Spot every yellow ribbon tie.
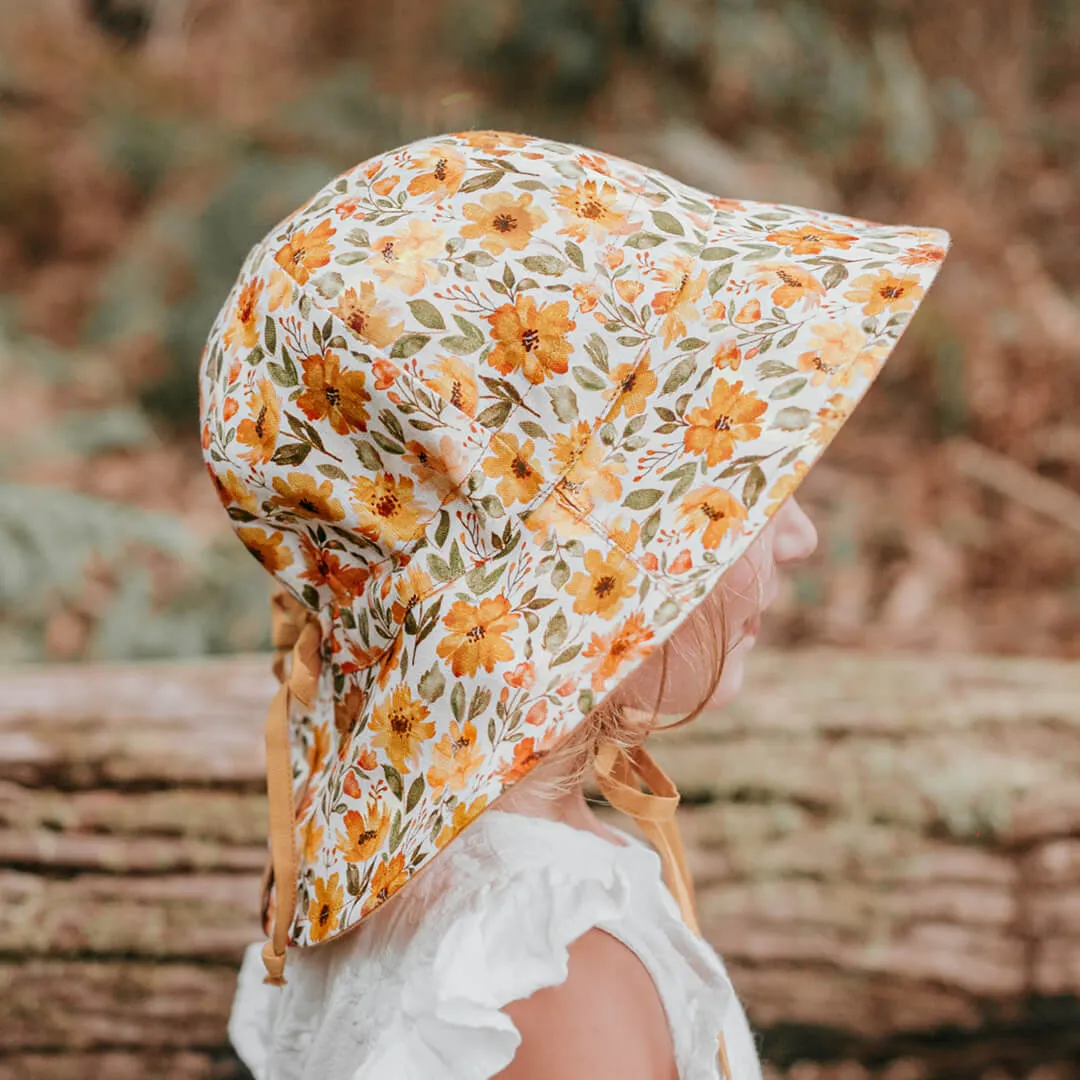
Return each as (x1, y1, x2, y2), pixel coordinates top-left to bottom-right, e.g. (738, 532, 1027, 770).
(593, 739, 733, 1080)
(260, 588, 322, 987)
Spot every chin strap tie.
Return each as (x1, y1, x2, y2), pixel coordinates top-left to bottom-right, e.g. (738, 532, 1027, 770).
(260, 588, 323, 987)
(593, 738, 733, 1080)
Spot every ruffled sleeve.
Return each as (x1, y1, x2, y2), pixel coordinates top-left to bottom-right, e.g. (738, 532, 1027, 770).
(350, 832, 633, 1080)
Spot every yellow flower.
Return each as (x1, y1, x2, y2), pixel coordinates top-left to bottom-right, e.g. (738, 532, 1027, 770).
(552, 422, 625, 504)
(844, 269, 924, 316)
(350, 472, 423, 546)
(361, 853, 410, 916)
(210, 466, 258, 514)
(274, 218, 336, 286)
(566, 547, 637, 619)
(796, 322, 867, 389)
(650, 257, 707, 347)
(753, 263, 825, 310)
(553, 179, 632, 243)
(236, 526, 294, 573)
(300, 812, 324, 865)
(271, 472, 346, 521)
(481, 434, 543, 506)
(223, 277, 263, 350)
(235, 377, 280, 464)
(267, 268, 293, 311)
(582, 611, 654, 691)
(426, 718, 485, 796)
(331, 283, 404, 349)
(460, 190, 548, 254)
(369, 684, 435, 773)
(297, 350, 370, 435)
(810, 393, 854, 447)
(765, 461, 810, 517)
(436, 595, 519, 677)
(676, 486, 748, 549)
(765, 223, 857, 254)
(435, 795, 489, 849)
(390, 564, 435, 625)
(308, 873, 344, 942)
(406, 145, 466, 200)
(683, 379, 767, 466)
(335, 799, 392, 863)
(486, 294, 575, 385)
(371, 219, 445, 296)
(603, 357, 657, 419)
(423, 354, 478, 417)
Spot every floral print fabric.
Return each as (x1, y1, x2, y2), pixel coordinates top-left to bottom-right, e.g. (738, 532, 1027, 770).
(199, 130, 949, 948)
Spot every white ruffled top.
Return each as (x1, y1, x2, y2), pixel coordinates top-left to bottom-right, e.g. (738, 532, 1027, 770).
(229, 808, 764, 1079)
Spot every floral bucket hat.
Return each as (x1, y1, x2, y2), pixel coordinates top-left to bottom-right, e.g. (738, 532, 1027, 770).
(198, 131, 950, 998)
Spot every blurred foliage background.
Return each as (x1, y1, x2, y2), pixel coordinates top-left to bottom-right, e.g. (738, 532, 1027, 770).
(1, 0, 1078, 666)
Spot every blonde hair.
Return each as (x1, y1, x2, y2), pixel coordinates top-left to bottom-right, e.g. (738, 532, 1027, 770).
(514, 590, 731, 801)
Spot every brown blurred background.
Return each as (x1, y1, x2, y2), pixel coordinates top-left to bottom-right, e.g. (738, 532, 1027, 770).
(1, 1, 1079, 1078)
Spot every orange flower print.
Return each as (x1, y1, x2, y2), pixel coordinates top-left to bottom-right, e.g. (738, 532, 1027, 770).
(615, 278, 644, 305)
(371, 219, 445, 296)
(436, 595, 519, 677)
(361, 853, 410, 916)
(453, 130, 532, 155)
(753, 264, 825, 310)
(368, 684, 435, 773)
(209, 466, 257, 514)
(372, 175, 398, 196)
(499, 736, 545, 783)
(335, 799, 391, 862)
(297, 350, 371, 435)
(298, 535, 369, 602)
(733, 298, 761, 324)
(683, 379, 767, 466)
(899, 243, 947, 267)
(604, 356, 657, 419)
(607, 517, 640, 557)
(423, 354, 478, 417)
(844, 270, 924, 317)
(765, 223, 858, 254)
(390, 564, 434, 625)
(566, 547, 637, 619)
(435, 795, 489, 849)
(796, 323, 866, 388)
(350, 472, 423, 546)
(274, 218, 336, 286)
(223, 277, 263, 350)
(582, 611, 655, 691)
(676, 486, 748, 549)
(504, 660, 535, 689)
(553, 423, 625, 503)
(267, 268, 293, 311)
(356, 748, 378, 771)
(765, 461, 810, 517)
(223, 396, 239, 421)
(331, 283, 404, 349)
(401, 433, 470, 495)
(521, 489, 592, 543)
(335, 687, 366, 739)
(481, 434, 543, 505)
(573, 283, 601, 313)
(372, 357, 401, 391)
(553, 179, 632, 243)
(300, 812, 324, 865)
(460, 190, 548, 254)
(426, 718, 484, 796)
(342, 771, 362, 799)
(712, 341, 741, 371)
(271, 472, 346, 521)
(306, 723, 330, 782)
(235, 377, 280, 464)
(406, 145, 466, 200)
(308, 873, 344, 942)
(236, 526, 294, 573)
(651, 257, 707, 347)
(486, 294, 575, 385)
(810, 393, 854, 447)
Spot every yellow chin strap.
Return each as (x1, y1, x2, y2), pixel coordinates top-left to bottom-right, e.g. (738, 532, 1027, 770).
(593, 737, 733, 1080)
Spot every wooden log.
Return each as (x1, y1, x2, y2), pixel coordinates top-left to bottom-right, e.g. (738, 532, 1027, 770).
(1, 648, 1079, 1078)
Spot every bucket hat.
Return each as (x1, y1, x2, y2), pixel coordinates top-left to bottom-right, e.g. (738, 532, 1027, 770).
(198, 131, 949, 1006)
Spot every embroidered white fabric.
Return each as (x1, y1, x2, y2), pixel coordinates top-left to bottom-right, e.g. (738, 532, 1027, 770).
(228, 809, 764, 1080)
